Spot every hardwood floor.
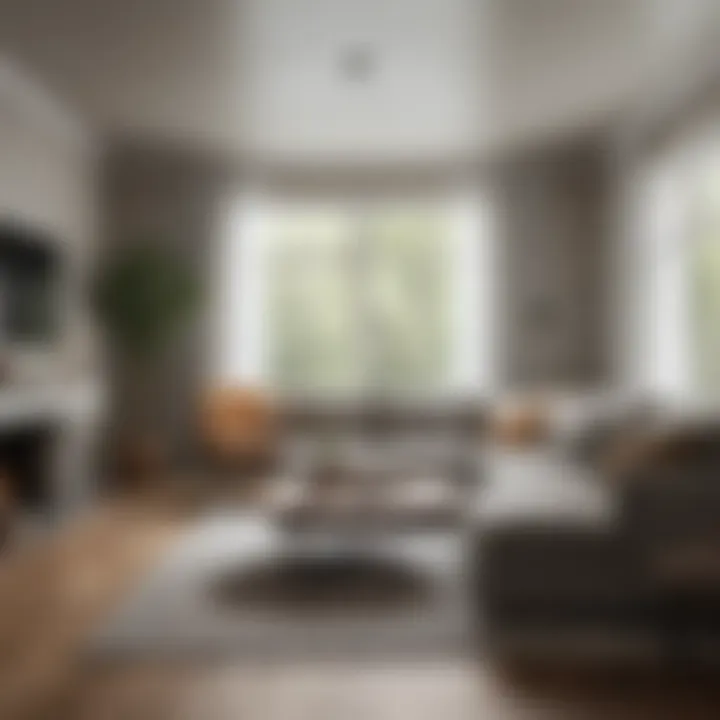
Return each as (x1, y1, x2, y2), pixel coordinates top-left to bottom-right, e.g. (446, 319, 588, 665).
(1, 495, 720, 720)
(0, 497, 181, 720)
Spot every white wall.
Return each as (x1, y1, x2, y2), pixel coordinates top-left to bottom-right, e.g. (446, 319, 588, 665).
(0, 57, 102, 514)
(0, 56, 97, 375)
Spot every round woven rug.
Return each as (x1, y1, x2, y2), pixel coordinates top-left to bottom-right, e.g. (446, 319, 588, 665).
(211, 555, 433, 617)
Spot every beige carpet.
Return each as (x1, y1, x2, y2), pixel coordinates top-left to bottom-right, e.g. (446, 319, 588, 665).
(92, 511, 471, 661)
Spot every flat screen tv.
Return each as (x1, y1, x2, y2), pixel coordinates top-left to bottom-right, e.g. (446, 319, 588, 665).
(0, 220, 60, 344)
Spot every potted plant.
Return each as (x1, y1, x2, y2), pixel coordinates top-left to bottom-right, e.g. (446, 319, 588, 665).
(93, 242, 201, 482)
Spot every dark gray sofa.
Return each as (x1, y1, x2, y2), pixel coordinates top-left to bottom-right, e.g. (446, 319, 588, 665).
(473, 446, 657, 660)
(473, 420, 720, 663)
(473, 406, 720, 661)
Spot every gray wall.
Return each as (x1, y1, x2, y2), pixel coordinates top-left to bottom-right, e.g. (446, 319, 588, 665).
(493, 140, 611, 388)
(102, 140, 228, 467)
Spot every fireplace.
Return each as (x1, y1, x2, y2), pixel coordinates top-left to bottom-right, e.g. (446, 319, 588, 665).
(0, 220, 60, 345)
(0, 424, 57, 514)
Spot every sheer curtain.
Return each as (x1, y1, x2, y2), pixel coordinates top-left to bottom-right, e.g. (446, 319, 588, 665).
(209, 187, 495, 397)
(448, 191, 495, 392)
(631, 128, 720, 401)
(635, 152, 692, 398)
(211, 189, 271, 385)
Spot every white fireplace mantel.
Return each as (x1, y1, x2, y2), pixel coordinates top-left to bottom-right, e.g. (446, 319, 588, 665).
(0, 381, 99, 427)
(0, 380, 103, 520)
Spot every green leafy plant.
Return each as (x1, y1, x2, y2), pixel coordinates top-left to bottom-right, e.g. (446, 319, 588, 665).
(92, 243, 202, 475)
(93, 244, 200, 358)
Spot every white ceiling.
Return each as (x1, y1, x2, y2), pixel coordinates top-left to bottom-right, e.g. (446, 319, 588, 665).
(0, 0, 716, 163)
(242, 0, 479, 163)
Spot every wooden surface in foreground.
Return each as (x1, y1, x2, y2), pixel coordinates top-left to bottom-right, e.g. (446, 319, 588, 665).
(0, 488, 720, 719)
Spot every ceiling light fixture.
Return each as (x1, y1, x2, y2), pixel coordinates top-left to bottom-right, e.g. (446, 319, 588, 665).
(340, 44, 376, 82)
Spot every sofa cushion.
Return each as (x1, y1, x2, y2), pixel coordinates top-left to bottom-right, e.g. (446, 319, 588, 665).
(476, 448, 617, 530)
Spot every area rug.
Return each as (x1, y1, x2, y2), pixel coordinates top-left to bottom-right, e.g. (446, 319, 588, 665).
(91, 511, 471, 661)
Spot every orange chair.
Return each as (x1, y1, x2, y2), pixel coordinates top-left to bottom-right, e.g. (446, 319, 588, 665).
(201, 387, 277, 476)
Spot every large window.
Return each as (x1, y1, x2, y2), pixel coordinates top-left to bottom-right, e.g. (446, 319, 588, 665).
(213, 193, 492, 397)
(634, 133, 720, 399)
(689, 160, 720, 391)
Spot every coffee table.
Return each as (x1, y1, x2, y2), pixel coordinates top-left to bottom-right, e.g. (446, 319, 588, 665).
(258, 455, 469, 619)
(264, 468, 464, 562)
